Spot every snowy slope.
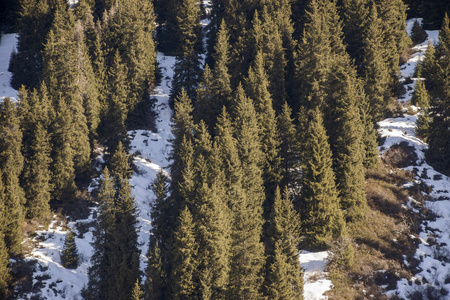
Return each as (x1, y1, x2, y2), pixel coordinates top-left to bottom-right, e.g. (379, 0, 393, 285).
(0, 33, 18, 101)
(10, 53, 176, 299)
(380, 20, 450, 299)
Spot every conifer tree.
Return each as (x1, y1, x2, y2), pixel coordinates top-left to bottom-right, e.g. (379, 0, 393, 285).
(111, 178, 140, 300)
(86, 167, 115, 300)
(49, 96, 77, 204)
(426, 14, 450, 174)
(265, 187, 303, 299)
(109, 142, 133, 183)
(300, 108, 346, 247)
(61, 230, 79, 269)
(170, 0, 202, 101)
(101, 51, 129, 154)
(228, 86, 266, 300)
(0, 98, 25, 256)
(0, 175, 11, 298)
(421, 42, 439, 98)
(22, 123, 52, 220)
(171, 206, 198, 300)
(361, 2, 390, 121)
(360, 96, 379, 168)
(278, 102, 302, 195)
(131, 280, 144, 300)
(325, 57, 367, 222)
(411, 19, 428, 45)
(99, 0, 156, 129)
(245, 51, 282, 198)
(414, 79, 432, 138)
(9, 0, 52, 89)
(145, 238, 166, 300)
(295, 0, 332, 111)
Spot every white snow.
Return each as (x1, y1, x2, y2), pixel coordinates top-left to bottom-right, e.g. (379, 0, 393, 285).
(299, 251, 333, 300)
(0, 33, 18, 102)
(380, 19, 450, 299)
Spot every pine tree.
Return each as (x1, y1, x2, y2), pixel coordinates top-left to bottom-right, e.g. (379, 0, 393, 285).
(61, 230, 79, 269)
(0, 98, 25, 256)
(265, 187, 303, 299)
(411, 19, 428, 44)
(171, 206, 198, 300)
(109, 142, 133, 183)
(300, 108, 346, 247)
(360, 96, 379, 168)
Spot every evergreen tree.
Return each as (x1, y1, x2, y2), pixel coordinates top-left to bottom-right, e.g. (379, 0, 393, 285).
(145, 238, 165, 300)
(131, 279, 144, 300)
(265, 187, 303, 299)
(0, 98, 25, 256)
(411, 19, 428, 45)
(9, 0, 52, 89)
(245, 51, 282, 198)
(49, 96, 77, 204)
(325, 57, 367, 222)
(278, 102, 302, 196)
(360, 96, 379, 168)
(426, 14, 450, 175)
(300, 108, 346, 247)
(101, 51, 129, 154)
(171, 206, 198, 300)
(22, 123, 52, 220)
(361, 2, 390, 121)
(228, 86, 265, 300)
(61, 230, 79, 269)
(0, 175, 11, 299)
(111, 178, 140, 300)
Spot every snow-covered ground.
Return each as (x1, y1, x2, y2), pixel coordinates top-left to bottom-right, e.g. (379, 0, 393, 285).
(0, 33, 18, 101)
(380, 19, 450, 299)
(300, 251, 332, 300)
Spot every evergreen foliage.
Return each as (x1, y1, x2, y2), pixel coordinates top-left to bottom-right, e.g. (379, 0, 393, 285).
(300, 108, 346, 247)
(0, 176, 11, 299)
(0, 98, 25, 256)
(265, 187, 303, 299)
(411, 19, 428, 45)
(61, 230, 79, 269)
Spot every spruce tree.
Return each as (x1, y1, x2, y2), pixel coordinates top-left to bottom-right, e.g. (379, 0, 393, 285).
(278, 102, 302, 196)
(9, 0, 52, 89)
(171, 206, 198, 300)
(61, 230, 79, 269)
(325, 57, 367, 222)
(0, 175, 11, 299)
(86, 167, 116, 300)
(228, 86, 265, 300)
(414, 80, 432, 139)
(145, 238, 165, 300)
(300, 108, 346, 247)
(111, 178, 140, 300)
(49, 96, 77, 204)
(0, 98, 25, 256)
(131, 280, 144, 300)
(265, 187, 303, 299)
(361, 2, 390, 121)
(101, 51, 129, 154)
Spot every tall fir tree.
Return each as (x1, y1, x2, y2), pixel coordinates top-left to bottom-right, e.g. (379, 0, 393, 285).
(0, 173, 11, 299)
(85, 167, 116, 300)
(265, 187, 303, 299)
(145, 238, 166, 300)
(61, 230, 79, 269)
(228, 85, 266, 300)
(170, 206, 198, 300)
(0, 98, 25, 256)
(300, 108, 346, 247)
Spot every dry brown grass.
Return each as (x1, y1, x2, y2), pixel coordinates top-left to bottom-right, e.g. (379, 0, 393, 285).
(325, 163, 420, 299)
